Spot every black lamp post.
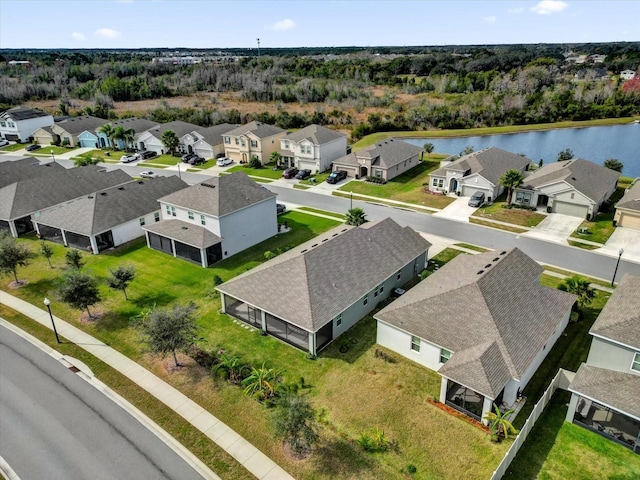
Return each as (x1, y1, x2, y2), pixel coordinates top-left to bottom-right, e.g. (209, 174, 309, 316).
(51, 149, 56, 164)
(611, 248, 624, 287)
(350, 191, 353, 210)
(43, 297, 61, 343)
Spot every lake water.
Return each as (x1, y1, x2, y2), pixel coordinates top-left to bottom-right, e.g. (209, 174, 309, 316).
(403, 123, 640, 177)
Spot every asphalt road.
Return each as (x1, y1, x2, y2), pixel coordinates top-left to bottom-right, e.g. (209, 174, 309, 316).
(0, 324, 206, 480)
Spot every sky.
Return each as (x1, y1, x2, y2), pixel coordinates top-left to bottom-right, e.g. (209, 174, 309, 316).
(0, 0, 638, 50)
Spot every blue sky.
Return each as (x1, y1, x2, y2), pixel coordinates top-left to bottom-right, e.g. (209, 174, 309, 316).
(1, 0, 638, 49)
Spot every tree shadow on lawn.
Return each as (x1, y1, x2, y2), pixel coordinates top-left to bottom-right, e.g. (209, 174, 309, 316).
(131, 291, 177, 309)
(310, 437, 375, 477)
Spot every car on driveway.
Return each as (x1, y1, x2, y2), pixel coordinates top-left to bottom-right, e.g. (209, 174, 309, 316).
(138, 150, 157, 160)
(295, 169, 312, 180)
(216, 157, 233, 167)
(468, 191, 486, 207)
(120, 154, 139, 163)
(26, 144, 41, 151)
(283, 168, 299, 179)
(0, 139, 9, 147)
(139, 171, 157, 178)
(181, 153, 196, 163)
(326, 170, 348, 184)
(188, 156, 205, 165)
(276, 203, 286, 215)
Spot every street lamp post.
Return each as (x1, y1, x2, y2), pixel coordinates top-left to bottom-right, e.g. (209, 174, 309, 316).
(43, 297, 61, 343)
(350, 191, 353, 210)
(51, 149, 56, 164)
(611, 248, 624, 287)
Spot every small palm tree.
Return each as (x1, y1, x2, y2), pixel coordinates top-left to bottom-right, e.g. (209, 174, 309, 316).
(161, 130, 179, 156)
(500, 169, 524, 205)
(122, 127, 136, 149)
(346, 207, 368, 226)
(242, 363, 284, 401)
(483, 403, 517, 440)
(270, 151, 282, 167)
(99, 123, 115, 149)
(212, 354, 246, 384)
(558, 275, 595, 311)
(423, 142, 434, 159)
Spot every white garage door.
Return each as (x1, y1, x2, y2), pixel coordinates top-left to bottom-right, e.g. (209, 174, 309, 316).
(553, 201, 588, 218)
(619, 212, 640, 230)
(195, 147, 213, 159)
(461, 186, 489, 198)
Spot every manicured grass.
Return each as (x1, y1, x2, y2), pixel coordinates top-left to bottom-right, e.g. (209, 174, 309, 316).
(2, 212, 509, 480)
(141, 154, 180, 166)
(426, 248, 468, 273)
(297, 206, 347, 220)
(0, 142, 28, 152)
(190, 159, 217, 169)
(506, 390, 640, 479)
(81, 149, 127, 161)
(136, 163, 169, 169)
(469, 217, 528, 234)
(0, 306, 250, 480)
(299, 172, 330, 185)
(472, 195, 546, 228)
(30, 145, 78, 155)
(293, 184, 311, 190)
(336, 161, 457, 209)
(454, 243, 490, 252)
(570, 186, 625, 245)
(567, 240, 600, 251)
(227, 163, 285, 179)
(540, 265, 611, 288)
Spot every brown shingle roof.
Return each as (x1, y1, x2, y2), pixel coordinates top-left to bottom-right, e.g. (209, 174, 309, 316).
(590, 274, 640, 349)
(430, 147, 531, 184)
(55, 115, 107, 135)
(334, 139, 422, 170)
(282, 124, 346, 145)
(223, 121, 286, 139)
(143, 219, 221, 249)
(0, 158, 65, 189)
(616, 180, 640, 213)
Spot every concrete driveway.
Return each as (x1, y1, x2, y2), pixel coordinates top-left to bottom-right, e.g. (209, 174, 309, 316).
(522, 213, 583, 244)
(596, 228, 640, 263)
(433, 195, 479, 222)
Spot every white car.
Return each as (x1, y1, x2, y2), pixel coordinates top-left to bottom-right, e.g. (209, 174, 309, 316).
(120, 154, 139, 163)
(0, 139, 9, 147)
(139, 171, 157, 178)
(216, 157, 233, 167)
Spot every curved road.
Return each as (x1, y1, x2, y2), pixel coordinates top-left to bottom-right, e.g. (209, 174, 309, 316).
(0, 324, 207, 480)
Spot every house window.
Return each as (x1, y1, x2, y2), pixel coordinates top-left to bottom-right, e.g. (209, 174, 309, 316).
(200, 215, 206, 225)
(139, 217, 146, 226)
(284, 140, 289, 148)
(169, 206, 176, 217)
(515, 191, 532, 204)
(250, 140, 258, 148)
(188, 211, 194, 220)
(375, 169, 383, 178)
(632, 352, 640, 372)
(165, 205, 171, 215)
(374, 282, 384, 297)
(7, 121, 15, 128)
(396, 269, 402, 280)
(571, 192, 575, 199)
(440, 349, 452, 363)
(224, 136, 230, 144)
(362, 294, 368, 306)
(432, 178, 444, 188)
(241, 139, 246, 147)
(335, 313, 342, 326)
(0, 122, 5, 127)
(154, 212, 160, 222)
(411, 336, 420, 352)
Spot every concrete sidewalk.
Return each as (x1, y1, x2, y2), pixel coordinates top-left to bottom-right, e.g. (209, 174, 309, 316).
(0, 291, 294, 480)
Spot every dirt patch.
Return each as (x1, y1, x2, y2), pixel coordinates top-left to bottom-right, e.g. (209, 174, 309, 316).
(160, 352, 199, 375)
(282, 441, 312, 461)
(7, 279, 29, 289)
(79, 310, 104, 324)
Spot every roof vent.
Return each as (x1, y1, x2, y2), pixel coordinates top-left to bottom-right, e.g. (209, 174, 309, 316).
(301, 249, 308, 253)
(181, 226, 188, 230)
(88, 195, 94, 199)
(477, 270, 484, 275)
(332, 233, 338, 237)
(485, 264, 492, 269)
(312, 244, 318, 248)
(118, 187, 125, 190)
(100, 192, 107, 196)
(201, 183, 216, 189)
(138, 181, 144, 184)
(500, 251, 507, 255)
(322, 238, 328, 242)
(493, 257, 499, 261)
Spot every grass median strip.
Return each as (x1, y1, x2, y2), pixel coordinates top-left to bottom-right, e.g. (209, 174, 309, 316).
(469, 217, 528, 234)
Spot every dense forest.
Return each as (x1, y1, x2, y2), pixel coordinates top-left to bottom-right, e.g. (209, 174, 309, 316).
(1, 42, 639, 140)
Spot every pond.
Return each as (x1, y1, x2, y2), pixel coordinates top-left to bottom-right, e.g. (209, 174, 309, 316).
(403, 123, 640, 177)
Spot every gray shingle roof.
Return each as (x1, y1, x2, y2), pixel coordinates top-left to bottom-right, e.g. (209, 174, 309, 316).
(55, 115, 108, 135)
(522, 158, 620, 203)
(105, 118, 158, 135)
(194, 123, 238, 146)
(144, 120, 203, 139)
(217, 218, 430, 332)
(143, 219, 221, 249)
(282, 124, 346, 145)
(334, 139, 422, 170)
(32, 176, 187, 235)
(375, 248, 576, 399)
(590, 274, 640, 349)
(0, 158, 65, 189)
(0, 166, 132, 221)
(570, 363, 640, 420)
(430, 147, 531, 185)
(158, 172, 276, 217)
(1, 106, 50, 121)
(616, 180, 640, 213)
(223, 121, 286, 139)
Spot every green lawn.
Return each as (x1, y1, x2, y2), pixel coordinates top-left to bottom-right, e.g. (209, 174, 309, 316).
(0, 142, 28, 152)
(227, 163, 285, 179)
(568, 240, 600, 251)
(469, 217, 528, 234)
(30, 145, 78, 155)
(336, 161, 457, 209)
(472, 194, 547, 228)
(570, 186, 626, 245)
(2, 211, 510, 480)
(453, 243, 490, 253)
(299, 171, 330, 185)
(297, 206, 347, 220)
(138, 154, 180, 166)
(76, 149, 126, 162)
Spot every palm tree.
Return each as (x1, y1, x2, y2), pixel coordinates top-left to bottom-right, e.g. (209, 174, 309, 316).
(346, 207, 367, 226)
(270, 151, 282, 168)
(558, 275, 595, 311)
(111, 125, 126, 150)
(499, 169, 524, 205)
(242, 363, 284, 401)
(122, 127, 136, 149)
(161, 130, 179, 156)
(212, 354, 246, 384)
(423, 142, 434, 160)
(483, 403, 517, 440)
(98, 123, 115, 150)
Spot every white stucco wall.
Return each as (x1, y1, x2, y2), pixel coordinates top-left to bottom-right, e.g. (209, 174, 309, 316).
(297, 137, 347, 173)
(587, 336, 640, 374)
(376, 321, 448, 371)
(460, 174, 497, 199)
(110, 215, 154, 246)
(0, 114, 54, 142)
(218, 198, 278, 258)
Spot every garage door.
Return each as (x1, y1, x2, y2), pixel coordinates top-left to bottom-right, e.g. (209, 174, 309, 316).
(619, 212, 640, 230)
(195, 147, 213, 159)
(553, 201, 588, 218)
(461, 186, 489, 198)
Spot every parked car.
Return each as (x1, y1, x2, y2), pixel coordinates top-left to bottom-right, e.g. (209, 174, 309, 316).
(139, 150, 157, 160)
(26, 144, 41, 151)
(188, 156, 205, 165)
(276, 203, 287, 215)
(216, 157, 233, 167)
(468, 191, 486, 207)
(295, 169, 312, 180)
(0, 139, 9, 147)
(139, 171, 157, 178)
(283, 168, 299, 179)
(181, 153, 196, 163)
(326, 170, 348, 184)
(120, 154, 139, 163)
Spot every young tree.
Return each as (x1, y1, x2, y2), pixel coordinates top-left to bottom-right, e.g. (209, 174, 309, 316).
(423, 142, 434, 159)
(107, 265, 135, 300)
(556, 148, 574, 162)
(346, 207, 368, 226)
(269, 151, 282, 167)
(0, 233, 36, 285)
(483, 403, 517, 441)
(212, 354, 247, 384)
(40, 241, 54, 268)
(66, 249, 85, 270)
(58, 271, 101, 318)
(603, 158, 624, 173)
(249, 155, 262, 169)
(74, 152, 100, 167)
(272, 395, 319, 456)
(499, 169, 524, 205)
(558, 275, 595, 311)
(460, 146, 474, 156)
(242, 363, 284, 401)
(139, 303, 199, 367)
(161, 129, 179, 156)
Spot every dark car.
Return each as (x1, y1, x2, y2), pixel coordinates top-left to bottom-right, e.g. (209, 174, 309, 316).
(276, 203, 286, 215)
(282, 168, 299, 179)
(26, 144, 42, 151)
(181, 153, 196, 163)
(139, 150, 157, 160)
(326, 170, 348, 184)
(468, 191, 486, 207)
(295, 169, 312, 180)
(188, 156, 205, 165)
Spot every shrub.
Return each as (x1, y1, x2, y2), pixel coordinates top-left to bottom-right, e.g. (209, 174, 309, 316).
(357, 427, 391, 453)
(365, 176, 386, 184)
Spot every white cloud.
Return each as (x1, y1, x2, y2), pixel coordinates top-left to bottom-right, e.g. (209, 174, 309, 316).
(94, 28, 121, 40)
(508, 7, 524, 14)
(483, 15, 497, 23)
(71, 32, 86, 42)
(531, 0, 568, 15)
(271, 18, 296, 31)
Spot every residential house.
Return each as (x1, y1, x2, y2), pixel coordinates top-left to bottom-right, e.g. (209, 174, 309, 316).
(331, 138, 423, 181)
(143, 172, 277, 268)
(33, 115, 107, 147)
(620, 70, 637, 80)
(222, 121, 287, 165)
(0, 158, 65, 190)
(32, 176, 187, 254)
(375, 248, 576, 424)
(279, 124, 348, 172)
(614, 179, 640, 229)
(0, 106, 54, 142)
(574, 68, 609, 81)
(428, 147, 531, 200)
(91, 118, 158, 149)
(0, 165, 131, 237)
(217, 218, 430, 356)
(512, 158, 620, 219)
(137, 120, 202, 155)
(181, 123, 237, 159)
(565, 274, 640, 453)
